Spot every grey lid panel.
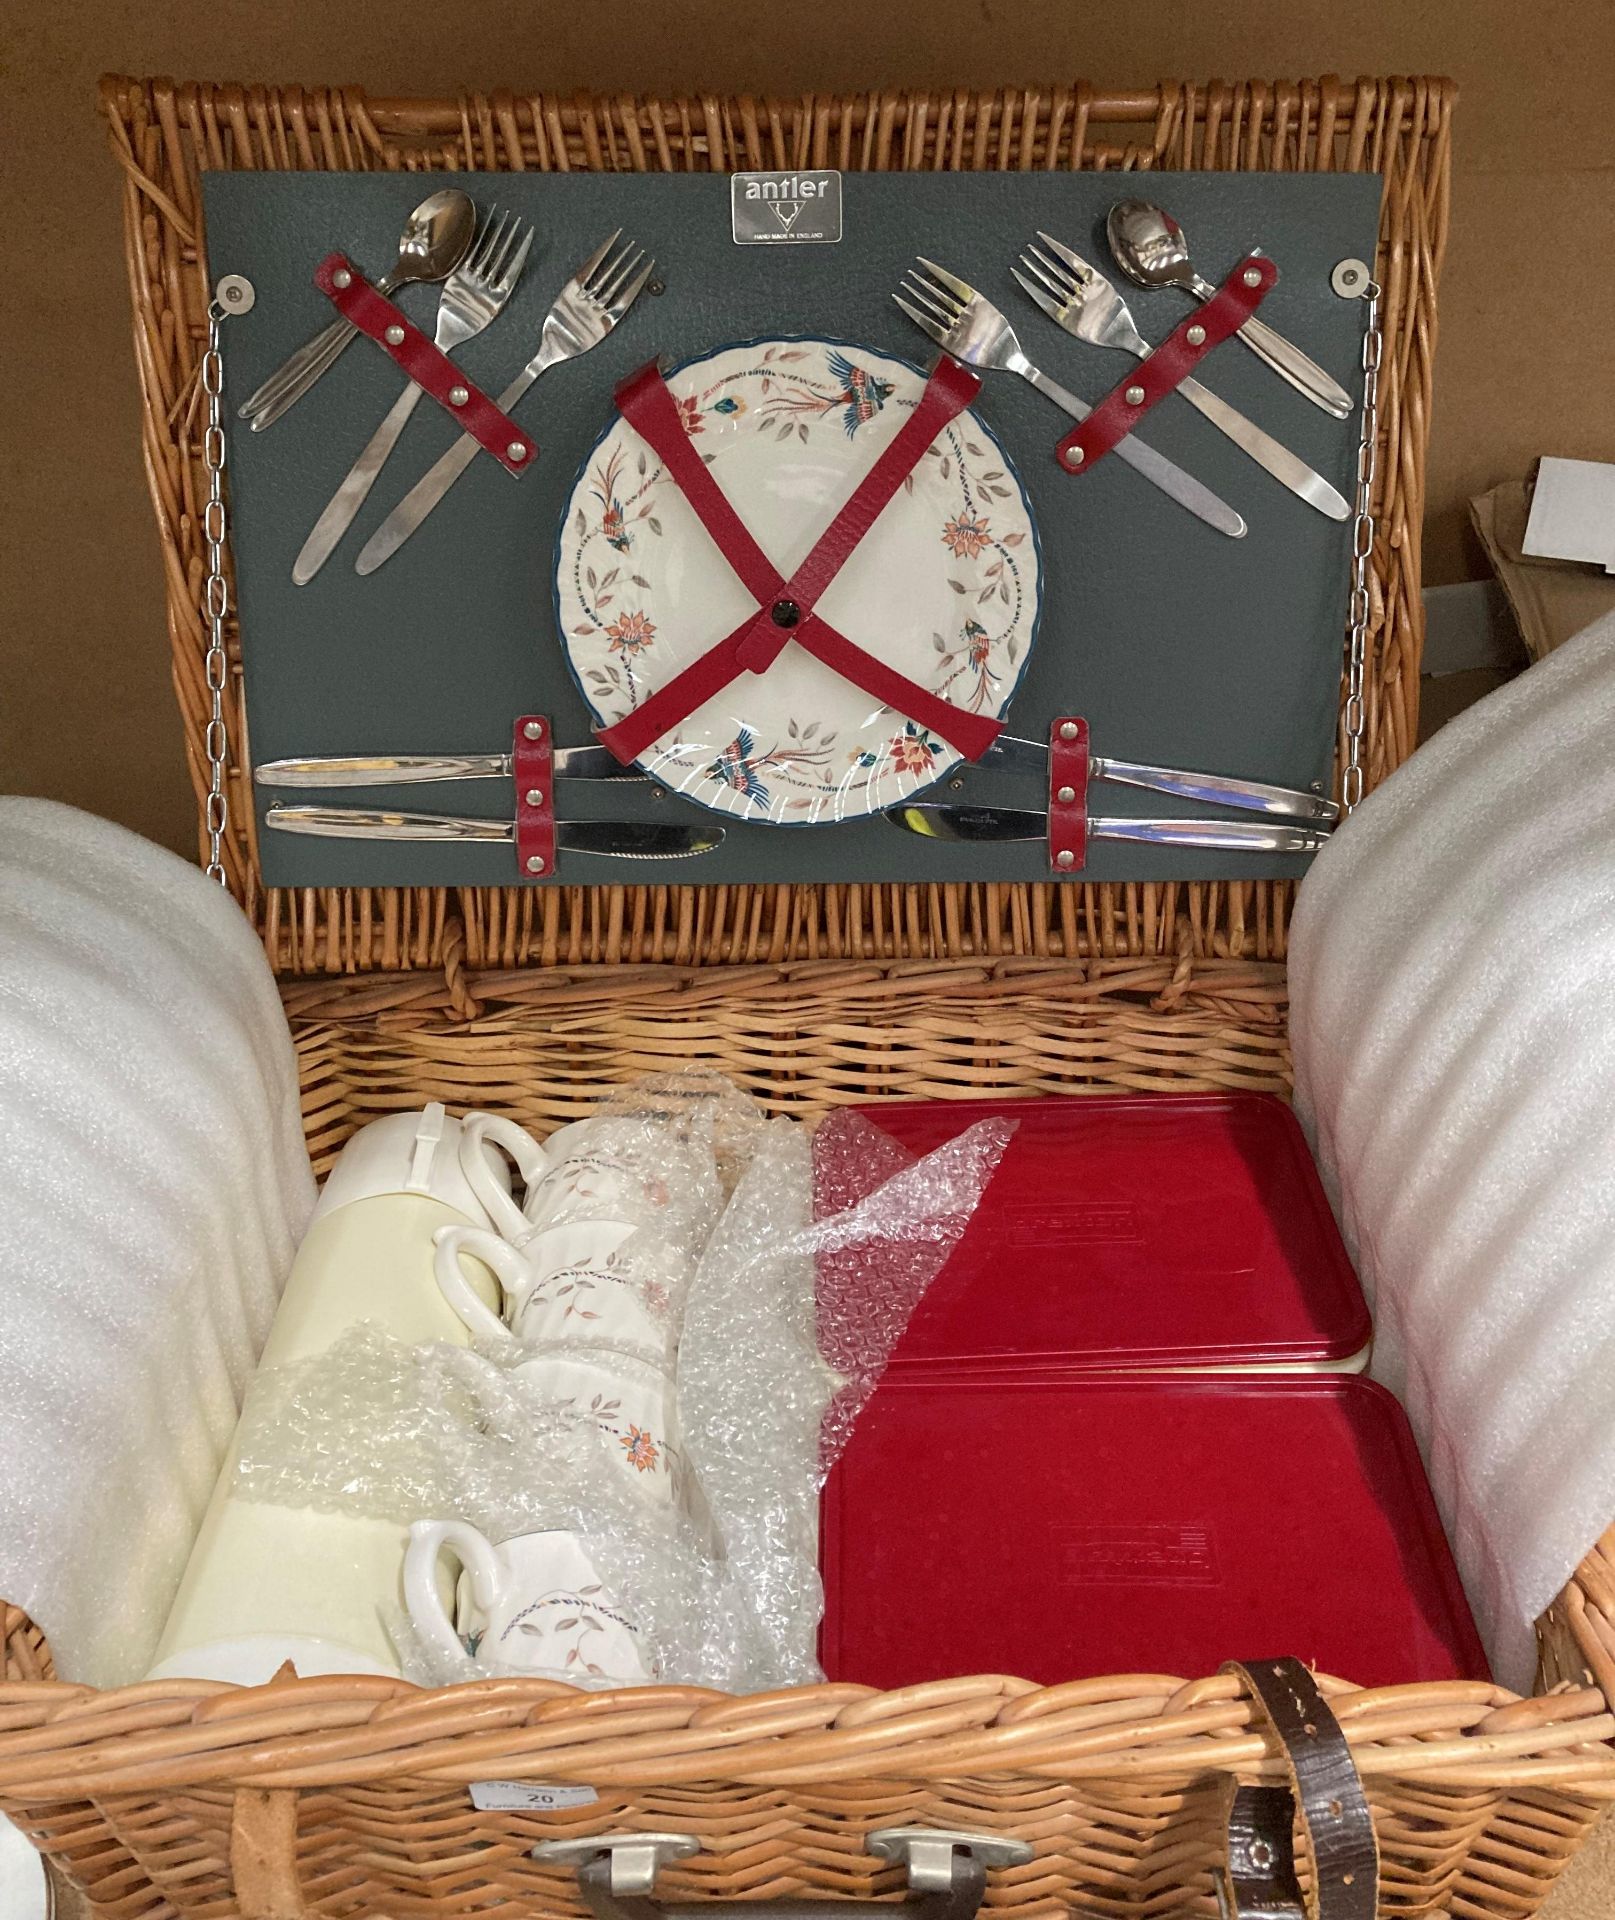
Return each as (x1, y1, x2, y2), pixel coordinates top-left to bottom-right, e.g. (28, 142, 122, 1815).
(203, 167, 1380, 888)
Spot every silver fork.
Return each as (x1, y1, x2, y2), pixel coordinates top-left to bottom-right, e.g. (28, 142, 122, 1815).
(1014, 234, 1349, 522)
(292, 211, 534, 584)
(356, 231, 655, 575)
(895, 259, 1245, 539)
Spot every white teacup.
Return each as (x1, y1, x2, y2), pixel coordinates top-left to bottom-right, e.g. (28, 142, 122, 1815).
(404, 1521, 654, 1682)
(459, 1112, 679, 1229)
(514, 1347, 686, 1512)
(529, 1118, 694, 1232)
(459, 1109, 721, 1253)
(514, 1224, 689, 1366)
(436, 1219, 688, 1369)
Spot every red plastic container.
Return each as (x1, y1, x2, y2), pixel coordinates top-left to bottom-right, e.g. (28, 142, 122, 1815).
(820, 1373, 1490, 1688)
(867, 1093, 1370, 1373)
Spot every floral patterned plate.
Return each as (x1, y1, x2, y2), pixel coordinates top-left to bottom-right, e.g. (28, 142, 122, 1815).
(554, 337, 1042, 825)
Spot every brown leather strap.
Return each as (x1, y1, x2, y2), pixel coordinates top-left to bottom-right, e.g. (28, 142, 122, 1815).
(1218, 1659, 1378, 1920)
(1221, 1784, 1307, 1919)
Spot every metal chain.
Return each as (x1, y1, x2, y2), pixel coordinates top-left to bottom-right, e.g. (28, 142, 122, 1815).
(200, 298, 233, 884)
(1340, 281, 1382, 814)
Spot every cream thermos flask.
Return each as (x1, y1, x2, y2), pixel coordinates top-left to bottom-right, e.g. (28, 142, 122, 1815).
(147, 1105, 504, 1684)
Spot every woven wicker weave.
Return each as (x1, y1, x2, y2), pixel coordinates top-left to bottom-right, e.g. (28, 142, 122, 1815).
(0, 70, 1608, 1920)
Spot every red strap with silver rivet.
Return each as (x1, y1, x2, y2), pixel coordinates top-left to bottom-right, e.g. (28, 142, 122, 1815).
(313, 254, 535, 476)
(512, 715, 556, 880)
(1048, 715, 1090, 874)
(1056, 254, 1277, 473)
(595, 356, 1003, 767)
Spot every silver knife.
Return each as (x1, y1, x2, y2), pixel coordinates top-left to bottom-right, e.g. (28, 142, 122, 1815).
(973, 739, 1337, 820)
(1076, 753, 1338, 821)
(888, 803, 1330, 855)
(1024, 365, 1247, 538)
(255, 740, 1336, 823)
(266, 804, 722, 860)
(256, 746, 638, 786)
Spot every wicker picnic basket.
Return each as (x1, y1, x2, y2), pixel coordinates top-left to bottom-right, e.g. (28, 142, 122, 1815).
(1, 71, 1612, 1920)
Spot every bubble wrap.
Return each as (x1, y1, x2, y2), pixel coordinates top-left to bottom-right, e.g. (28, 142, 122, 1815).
(676, 1107, 1016, 1686)
(234, 1324, 751, 1687)
(235, 1079, 1011, 1691)
(464, 1070, 757, 1257)
(0, 800, 315, 1684)
(1290, 611, 1615, 1690)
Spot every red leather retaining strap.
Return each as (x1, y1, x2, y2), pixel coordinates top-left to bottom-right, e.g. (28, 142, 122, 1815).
(314, 254, 535, 477)
(596, 356, 1003, 767)
(1056, 254, 1277, 474)
(512, 715, 556, 880)
(1047, 715, 1090, 874)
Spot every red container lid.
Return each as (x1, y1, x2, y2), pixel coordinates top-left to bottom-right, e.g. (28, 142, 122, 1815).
(820, 1373, 1490, 1688)
(865, 1093, 1370, 1371)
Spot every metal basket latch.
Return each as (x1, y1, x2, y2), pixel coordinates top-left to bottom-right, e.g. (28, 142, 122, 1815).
(533, 1826, 1034, 1920)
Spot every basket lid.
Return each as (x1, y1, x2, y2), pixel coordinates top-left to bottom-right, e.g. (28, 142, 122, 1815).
(819, 1373, 1490, 1688)
(862, 1093, 1370, 1371)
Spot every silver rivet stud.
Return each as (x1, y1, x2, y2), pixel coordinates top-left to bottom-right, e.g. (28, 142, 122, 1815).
(384, 323, 405, 346)
(449, 385, 470, 407)
(524, 788, 545, 808)
(1056, 784, 1077, 805)
(525, 854, 546, 874)
(332, 268, 352, 290)
(523, 720, 545, 740)
(1055, 848, 1076, 869)
(1125, 384, 1146, 406)
(1065, 446, 1084, 467)
(1058, 721, 1080, 742)
(1186, 324, 1207, 347)
(1242, 267, 1262, 289)
(508, 441, 529, 462)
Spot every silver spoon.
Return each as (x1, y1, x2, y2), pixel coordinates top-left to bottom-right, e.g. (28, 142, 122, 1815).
(1106, 199, 1353, 419)
(240, 188, 478, 430)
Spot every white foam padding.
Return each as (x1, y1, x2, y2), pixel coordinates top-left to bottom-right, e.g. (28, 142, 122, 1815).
(1291, 612, 1615, 1690)
(0, 800, 315, 1684)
